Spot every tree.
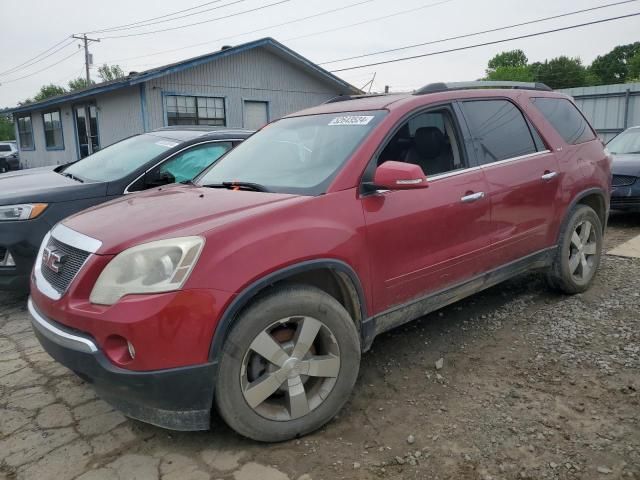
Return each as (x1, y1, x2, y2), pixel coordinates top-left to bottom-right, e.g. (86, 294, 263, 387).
(0, 114, 15, 141)
(68, 77, 95, 91)
(628, 51, 640, 82)
(33, 84, 66, 102)
(590, 42, 640, 84)
(97, 64, 125, 82)
(531, 56, 586, 89)
(487, 49, 528, 70)
(485, 66, 534, 82)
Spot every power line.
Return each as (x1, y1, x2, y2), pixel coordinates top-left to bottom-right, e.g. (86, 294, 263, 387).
(284, 0, 453, 42)
(0, 38, 75, 77)
(330, 11, 640, 72)
(320, 0, 639, 65)
(100, 0, 292, 39)
(86, 0, 250, 35)
(1, 49, 83, 84)
(100, 0, 376, 63)
(86, 0, 235, 34)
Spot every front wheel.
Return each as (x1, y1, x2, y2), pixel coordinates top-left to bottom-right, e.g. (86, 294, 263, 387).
(215, 285, 361, 442)
(0, 160, 7, 173)
(547, 204, 603, 294)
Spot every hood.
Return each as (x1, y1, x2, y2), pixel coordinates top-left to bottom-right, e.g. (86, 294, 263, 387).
(611, 153, 640, 177)
(62, 184, 304, 254)
(0, 167, 107, 204)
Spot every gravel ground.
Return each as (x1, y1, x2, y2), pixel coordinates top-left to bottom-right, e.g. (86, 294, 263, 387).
(1, 214, 639, 480)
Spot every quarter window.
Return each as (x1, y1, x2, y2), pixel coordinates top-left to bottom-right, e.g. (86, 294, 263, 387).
(531, 97, 595, 145)
(43, 110, 64, 149)
(165, 95, 225, 126)
(461, 100, 537, 165)
(17, 115, 34, 150)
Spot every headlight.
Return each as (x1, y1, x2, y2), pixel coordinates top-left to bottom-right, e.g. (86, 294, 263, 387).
(0, 203, 48, 221)
(89, 236, 205, 305)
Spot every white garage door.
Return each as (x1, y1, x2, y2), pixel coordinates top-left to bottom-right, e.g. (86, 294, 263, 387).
(243, 101, 269, 130)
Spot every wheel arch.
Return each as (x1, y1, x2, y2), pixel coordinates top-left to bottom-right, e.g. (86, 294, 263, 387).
(560, 187, 608, 239)
(208, 259, 367, 363)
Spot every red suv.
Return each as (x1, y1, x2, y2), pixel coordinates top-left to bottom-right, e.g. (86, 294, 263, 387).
(29, 82, 610, 442)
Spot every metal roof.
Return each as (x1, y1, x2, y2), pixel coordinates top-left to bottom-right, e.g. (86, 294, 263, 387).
(5, 37, 360, 115)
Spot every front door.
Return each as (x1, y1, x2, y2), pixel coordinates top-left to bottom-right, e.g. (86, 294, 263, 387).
(74, 104, 100, 158)
(459, 99, 560, 265)
(362, 106, 492, 314)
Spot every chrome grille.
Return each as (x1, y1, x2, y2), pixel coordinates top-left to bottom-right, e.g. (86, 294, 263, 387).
(40, 236, 90, 295)
(612, 174, 637, 187)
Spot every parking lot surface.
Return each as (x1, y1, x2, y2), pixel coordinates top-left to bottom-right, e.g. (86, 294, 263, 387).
(1, 214, 639, 480)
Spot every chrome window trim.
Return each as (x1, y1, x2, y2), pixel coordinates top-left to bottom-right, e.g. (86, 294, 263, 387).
(51, 223, 102, 253)
(428, 150, 551, 182)
(28, 297, 97, 353)
(123, 139, 243, 194)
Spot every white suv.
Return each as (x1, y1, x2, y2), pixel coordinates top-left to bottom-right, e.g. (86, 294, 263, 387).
(0, 141, 20, 172)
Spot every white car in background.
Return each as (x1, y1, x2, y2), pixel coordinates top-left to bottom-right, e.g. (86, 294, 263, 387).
(0, 141, 20, 173)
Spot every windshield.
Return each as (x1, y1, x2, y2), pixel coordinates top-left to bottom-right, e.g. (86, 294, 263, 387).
(197, 111, 386, 195)
(607, 128, 640, 155)
(0, 145, 11, 152)
(63, 134, 180, 182)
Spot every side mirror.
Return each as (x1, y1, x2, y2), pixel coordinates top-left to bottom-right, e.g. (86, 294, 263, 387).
(372, 161, 428, 190)
(146, 170, 175, 187)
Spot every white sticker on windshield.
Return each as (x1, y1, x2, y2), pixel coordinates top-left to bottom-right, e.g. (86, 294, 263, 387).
(155, 140, 179, 148)
(328, 115, 374, 126)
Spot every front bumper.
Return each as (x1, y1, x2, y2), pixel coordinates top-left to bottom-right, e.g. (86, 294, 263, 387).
(28, 297, 216, 431)
(611, 180, 640, 211)
(0, 217, 51, 290)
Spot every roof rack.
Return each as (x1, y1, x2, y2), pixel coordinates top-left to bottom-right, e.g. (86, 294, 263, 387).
(414, 81, 552, 95)
(323, 93, 389, 104)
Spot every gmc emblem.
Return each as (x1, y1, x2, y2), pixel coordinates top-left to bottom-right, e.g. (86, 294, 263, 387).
(42, 248, 66, 273)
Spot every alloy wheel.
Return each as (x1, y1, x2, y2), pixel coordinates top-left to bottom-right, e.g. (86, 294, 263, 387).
(568, 220, 598, 282)
(240, 315, 341, 421)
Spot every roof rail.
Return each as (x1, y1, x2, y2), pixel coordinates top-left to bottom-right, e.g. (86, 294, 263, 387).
(323, 93, 388, 104)
(414, 81, 552, 95)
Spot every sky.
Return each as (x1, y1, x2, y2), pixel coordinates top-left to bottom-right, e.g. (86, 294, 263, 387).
(0, 0, 638, 107)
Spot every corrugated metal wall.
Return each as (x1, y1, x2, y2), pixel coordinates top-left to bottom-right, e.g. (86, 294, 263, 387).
(558, 82, 640, 143)
(144, 47, 341, 130)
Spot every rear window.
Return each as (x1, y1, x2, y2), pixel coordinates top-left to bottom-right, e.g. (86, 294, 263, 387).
(531, 97, 595, 145)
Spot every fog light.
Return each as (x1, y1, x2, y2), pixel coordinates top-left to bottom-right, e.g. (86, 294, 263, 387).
(127, 341, 136, 359)
(0, 251, 15, 267)
(104, 335, 136, 365)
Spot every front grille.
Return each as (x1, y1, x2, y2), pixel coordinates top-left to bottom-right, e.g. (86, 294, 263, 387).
(612, 174, 637, 187)
(611, 197, 640, 207)
(40, 236, 90, 295)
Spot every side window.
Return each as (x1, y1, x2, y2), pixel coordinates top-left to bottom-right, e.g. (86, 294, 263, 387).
(461, 100, 537, 165)
(157, 142, 232, 183)
(531, 97, 595, 145)
(378, 108, 464, 176)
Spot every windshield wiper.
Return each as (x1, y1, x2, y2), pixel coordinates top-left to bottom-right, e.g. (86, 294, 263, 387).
(201, 181, 269, 192)
(60, 172, 84, 183)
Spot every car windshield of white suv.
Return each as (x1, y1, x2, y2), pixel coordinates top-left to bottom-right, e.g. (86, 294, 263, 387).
(0, 145, 11, 152)
(607, 128, 640, 155)
(197, 111, 386, 195)
(62, 134, 179, 182)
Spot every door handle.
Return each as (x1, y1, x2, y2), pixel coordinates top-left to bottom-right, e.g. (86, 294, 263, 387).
(541, 171, 558, 181)
(460, 191, 485, 203)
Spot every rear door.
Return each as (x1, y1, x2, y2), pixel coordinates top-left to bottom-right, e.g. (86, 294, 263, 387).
(459, 98, 560, 266)
(362, 105, 492, 313)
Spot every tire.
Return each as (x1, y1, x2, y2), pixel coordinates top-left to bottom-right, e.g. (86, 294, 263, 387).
(215, 285, 361, 442)
(0, 160, 7, 174)
(547, 204, 603, 294)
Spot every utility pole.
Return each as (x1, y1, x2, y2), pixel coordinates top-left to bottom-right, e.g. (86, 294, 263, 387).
(71, 34, 100, 84)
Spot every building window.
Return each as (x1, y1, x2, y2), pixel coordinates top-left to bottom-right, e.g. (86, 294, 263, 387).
(17, 115, 34, 150)
(43, 110, 64, 150)
(166, 95, 225, 126)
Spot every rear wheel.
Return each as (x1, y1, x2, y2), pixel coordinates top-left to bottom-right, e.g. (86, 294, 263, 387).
(215, 285, 360, 442)
(0, 160, 8, 173)
(547, 204, 603, 294)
